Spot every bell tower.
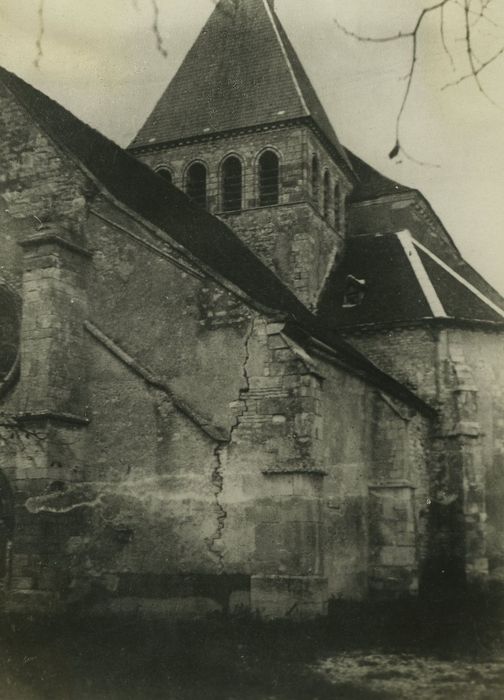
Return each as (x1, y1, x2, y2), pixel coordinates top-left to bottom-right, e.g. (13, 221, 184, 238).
(128, 0, 355, 309)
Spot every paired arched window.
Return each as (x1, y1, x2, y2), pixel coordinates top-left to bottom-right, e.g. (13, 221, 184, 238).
(334, 182, 341, 228)
(323, 170, 331, 220)
(258, 150, 279, 206)
(186, 162, 207, 209)
(222, 156, 242, 212)
(311, 155, 320, 204)
(156, 167, 173, 184)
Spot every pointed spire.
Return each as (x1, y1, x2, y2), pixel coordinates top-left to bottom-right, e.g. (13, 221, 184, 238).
(130, 0, 351, 169)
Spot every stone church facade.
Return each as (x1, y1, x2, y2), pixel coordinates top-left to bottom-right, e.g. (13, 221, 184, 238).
(0, 0, 503, 618)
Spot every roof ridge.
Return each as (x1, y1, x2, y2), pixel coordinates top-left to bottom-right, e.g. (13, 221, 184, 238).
(412, 237, 504, 319)
(262, 0, 309, 116)
(396, 231, 447, 319)
(129, 0, 351, 171)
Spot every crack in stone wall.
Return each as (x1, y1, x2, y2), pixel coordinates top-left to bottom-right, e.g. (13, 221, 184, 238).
(205, 316, 255, 571)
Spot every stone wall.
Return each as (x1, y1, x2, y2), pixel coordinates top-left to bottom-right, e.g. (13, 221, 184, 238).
(1, 188, 432, 617)
(223, 203, 343, 310)
(0, 80, 92, 239)
(0, 85, 435, 618)
(313, 360, 429, 600)
(346, 323, 504, 590)
(0, 78, 96, 614)
(133, 125, 351, 308)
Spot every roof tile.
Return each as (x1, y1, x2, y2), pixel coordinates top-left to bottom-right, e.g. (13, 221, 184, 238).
(129, 0, 351, 168)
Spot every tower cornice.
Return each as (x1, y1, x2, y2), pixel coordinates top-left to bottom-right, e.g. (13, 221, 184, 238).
(128, 117, 356, 183)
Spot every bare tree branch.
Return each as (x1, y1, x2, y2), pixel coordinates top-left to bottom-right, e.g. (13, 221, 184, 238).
(151, 0, 168, 58)
(463, 0, 500, 29)
(335, 0, 502, 163)
(463, 0, 500, 106)
(440, 4, 457, 70)
(335, 1, 450, 164)
(443, 41, 504, 89)
(33, 0, 45, 68)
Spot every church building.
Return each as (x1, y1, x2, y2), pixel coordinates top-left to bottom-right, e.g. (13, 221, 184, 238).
(0, 0, 503, 618)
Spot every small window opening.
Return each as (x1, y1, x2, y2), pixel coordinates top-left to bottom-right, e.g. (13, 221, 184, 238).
(334, 182, 341, 228)
(311, 155, 319, 205)
(258, 150, 279, 206)
(343, 274, 366, 308)
(156, 167, 173, 184)
(186, 162, 207, 209)
(222, 156, 242, 212)
(323, 170, 330, 220)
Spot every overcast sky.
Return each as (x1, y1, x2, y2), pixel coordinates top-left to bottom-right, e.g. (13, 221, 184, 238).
(1, 0, 503, 293)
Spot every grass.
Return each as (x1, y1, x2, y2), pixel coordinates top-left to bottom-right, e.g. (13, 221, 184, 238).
(0, 593, 502, 699)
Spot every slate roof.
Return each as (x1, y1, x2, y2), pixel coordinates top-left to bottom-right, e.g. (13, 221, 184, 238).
(0, 66, 433, 415)
(346, 149, 413, 203)
(318, 231, 504, 328)
(129, 0, 351, 169)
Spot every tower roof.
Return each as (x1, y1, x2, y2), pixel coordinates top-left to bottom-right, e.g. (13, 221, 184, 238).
(129, 0, 351, 169)
(317, 231, 504, 329)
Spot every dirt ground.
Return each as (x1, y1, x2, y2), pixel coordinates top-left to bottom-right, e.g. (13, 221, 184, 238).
(1, 598, 503, 699)
(314, 652, 504, 699)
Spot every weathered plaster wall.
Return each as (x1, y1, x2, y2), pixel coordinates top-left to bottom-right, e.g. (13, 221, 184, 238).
(0, 80, 93, 240)
(0, 78, 98, 613)
(447, 329, 504, 580)
(0, 185, 434, 617)
(0, 82, 436, 617)
(313, 360, 429, 600)
(86, 201, 252, 431)
(346, 324, 504, 588)
(345, 327, 439, 403)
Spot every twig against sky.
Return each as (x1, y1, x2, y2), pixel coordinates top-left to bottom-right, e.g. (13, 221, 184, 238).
(28, 0, 504, 162)
(440, 5, 456, 70)
(32, 0, 170, 67)
(33, 0, 45, 68)
(334, 0, 504, 164)
(151, 0, 168, 58)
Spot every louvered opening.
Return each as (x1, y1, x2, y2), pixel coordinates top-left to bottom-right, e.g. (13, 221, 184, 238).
(186, 162, 207, 209)
(258, 150, 279, 206)
(311, 155, 319, 205)
(222, 156, 242, 212)
(156, 167, 173, 184)
(323, 170, 330, 220)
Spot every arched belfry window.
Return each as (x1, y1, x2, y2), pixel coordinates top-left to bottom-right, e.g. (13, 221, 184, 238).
(222, 156, 242, 212)
(186, 162, 207, 209)
(156, 167, 173, 184)
(334, 182, 341, 228)
(258, 150, 279, 206)
(323, 170, 330, 220)
(311, 155, 320, 205)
